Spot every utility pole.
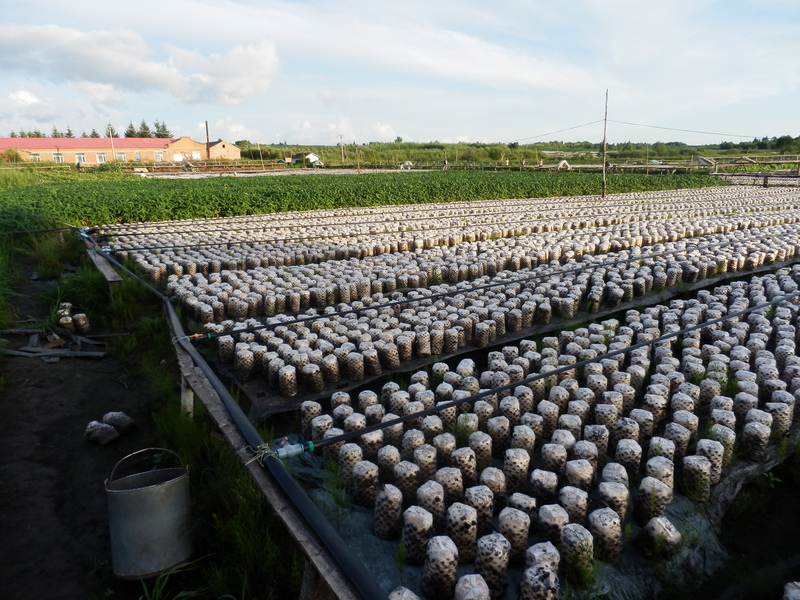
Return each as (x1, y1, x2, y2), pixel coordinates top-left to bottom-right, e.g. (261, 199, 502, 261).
(205, 120, 211, 160)
(602, 89, 608, 199)
(108, 124, 116, 161)
(339, 134, 344, 163)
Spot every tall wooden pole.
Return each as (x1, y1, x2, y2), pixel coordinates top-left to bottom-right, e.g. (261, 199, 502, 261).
(602, 89, 608, 198)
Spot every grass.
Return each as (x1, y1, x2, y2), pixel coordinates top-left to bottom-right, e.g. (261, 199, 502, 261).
(394, 537, 407, 586)
(319, 459, 348, 529)
(681, 469, 709, 503)
(7, 229, 305, 600)
(19, 230, 86, 279)
(563, 553, 600, 593)
(137, 560, 208, 600)
(0, 237, 17, 331)
(116, 293, 304, 599)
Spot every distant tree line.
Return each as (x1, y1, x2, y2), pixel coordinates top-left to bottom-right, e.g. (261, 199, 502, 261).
(233, 133, 799, 167)
(8, 119, 173, 139)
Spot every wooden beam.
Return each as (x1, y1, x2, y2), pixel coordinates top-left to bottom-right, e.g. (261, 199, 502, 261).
(86, 249, 123, 283)
(83, 238, 123, 284)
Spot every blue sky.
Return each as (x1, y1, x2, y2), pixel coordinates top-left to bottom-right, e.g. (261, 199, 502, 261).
(1, 0, 798, 146)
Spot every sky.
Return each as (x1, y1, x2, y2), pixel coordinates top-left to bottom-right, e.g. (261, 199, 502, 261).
(1, 0, 799, 147)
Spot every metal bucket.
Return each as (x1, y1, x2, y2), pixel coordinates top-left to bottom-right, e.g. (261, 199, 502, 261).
(105, 448, 192, 579)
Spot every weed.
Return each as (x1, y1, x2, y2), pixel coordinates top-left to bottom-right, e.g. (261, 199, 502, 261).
(394, 537, 407, 585)
(643, 531, 667, 561)
(137, 559, 207, 600)
(20, 231, 84, 280)
(679, 519, 701, 548)
(723, 376, 740, 398)
(564, 553, 599, 591)
(682, 470, 708, 502)
(675, 281, 693, 300)
(648, 486, 658, 518)
(320, 460, 348, 528)
(452, 414, 474, 449)
(651, 440, 664, 458)
(761, 471, 781, 489)
(623, 522, 634, 544)
(0, 237, 19, 329)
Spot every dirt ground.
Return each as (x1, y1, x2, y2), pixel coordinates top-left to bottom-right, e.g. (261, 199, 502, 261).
(0, 271, 157, 600)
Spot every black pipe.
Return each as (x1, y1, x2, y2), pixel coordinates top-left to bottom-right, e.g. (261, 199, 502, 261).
(164, 299, 388, 600)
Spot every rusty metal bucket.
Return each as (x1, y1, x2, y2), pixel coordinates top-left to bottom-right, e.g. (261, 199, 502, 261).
(105, 448, 192, 579)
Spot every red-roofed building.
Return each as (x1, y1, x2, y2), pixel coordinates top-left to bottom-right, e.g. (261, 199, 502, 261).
(0, 136, 223, 166)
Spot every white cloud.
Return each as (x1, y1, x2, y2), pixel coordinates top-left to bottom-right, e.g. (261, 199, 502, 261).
(71, 82, 116, 104)
(195, 117, 257, 143)
(0, 25, 279, 105)
(165, 40, 280, 104)
(9, 90, 39, 105)
(371, 122, 397, 142)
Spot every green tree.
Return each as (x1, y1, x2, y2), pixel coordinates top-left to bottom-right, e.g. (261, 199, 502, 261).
(775, 135, 796, 153)
(51, 126, 63, 138)
(89, 129, 101, 138)
(9, 131, 17, 138)
(153, 120, 173, 138)
(652, 142, 668, 156)
(105, 123, 118, 138)
(65, 126, 74, 138)
(124, 121, 137, 138)
(487, 145, 504, 160)
(137, 119, 152, 138)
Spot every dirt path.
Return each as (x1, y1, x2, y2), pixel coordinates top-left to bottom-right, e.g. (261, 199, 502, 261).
(0, 272, 157, 600)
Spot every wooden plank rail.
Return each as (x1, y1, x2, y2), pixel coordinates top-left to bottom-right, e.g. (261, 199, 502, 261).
(84, 245, 123, 284)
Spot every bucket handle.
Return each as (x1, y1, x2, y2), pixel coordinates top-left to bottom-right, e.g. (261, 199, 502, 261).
(108, 447, 185, 484)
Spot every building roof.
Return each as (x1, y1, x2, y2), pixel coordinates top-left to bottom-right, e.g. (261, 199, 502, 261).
(0, 137, 185, 151)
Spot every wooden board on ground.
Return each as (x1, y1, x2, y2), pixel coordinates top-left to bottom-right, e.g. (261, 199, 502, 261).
(84, 241, 123, 284)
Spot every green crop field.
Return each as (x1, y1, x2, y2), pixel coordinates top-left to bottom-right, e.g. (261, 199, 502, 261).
(0, 170, 727, 232)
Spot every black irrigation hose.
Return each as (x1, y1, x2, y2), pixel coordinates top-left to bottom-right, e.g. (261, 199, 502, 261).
(165, 299, 387, 600)
(194, 223, 797, 341)
(310, 286, 800, 450)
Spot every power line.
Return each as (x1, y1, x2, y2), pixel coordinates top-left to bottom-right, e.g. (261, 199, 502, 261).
(511, 117, 761, 146)
(607, 119, 758, 140)
(509, 119, 604, 143)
